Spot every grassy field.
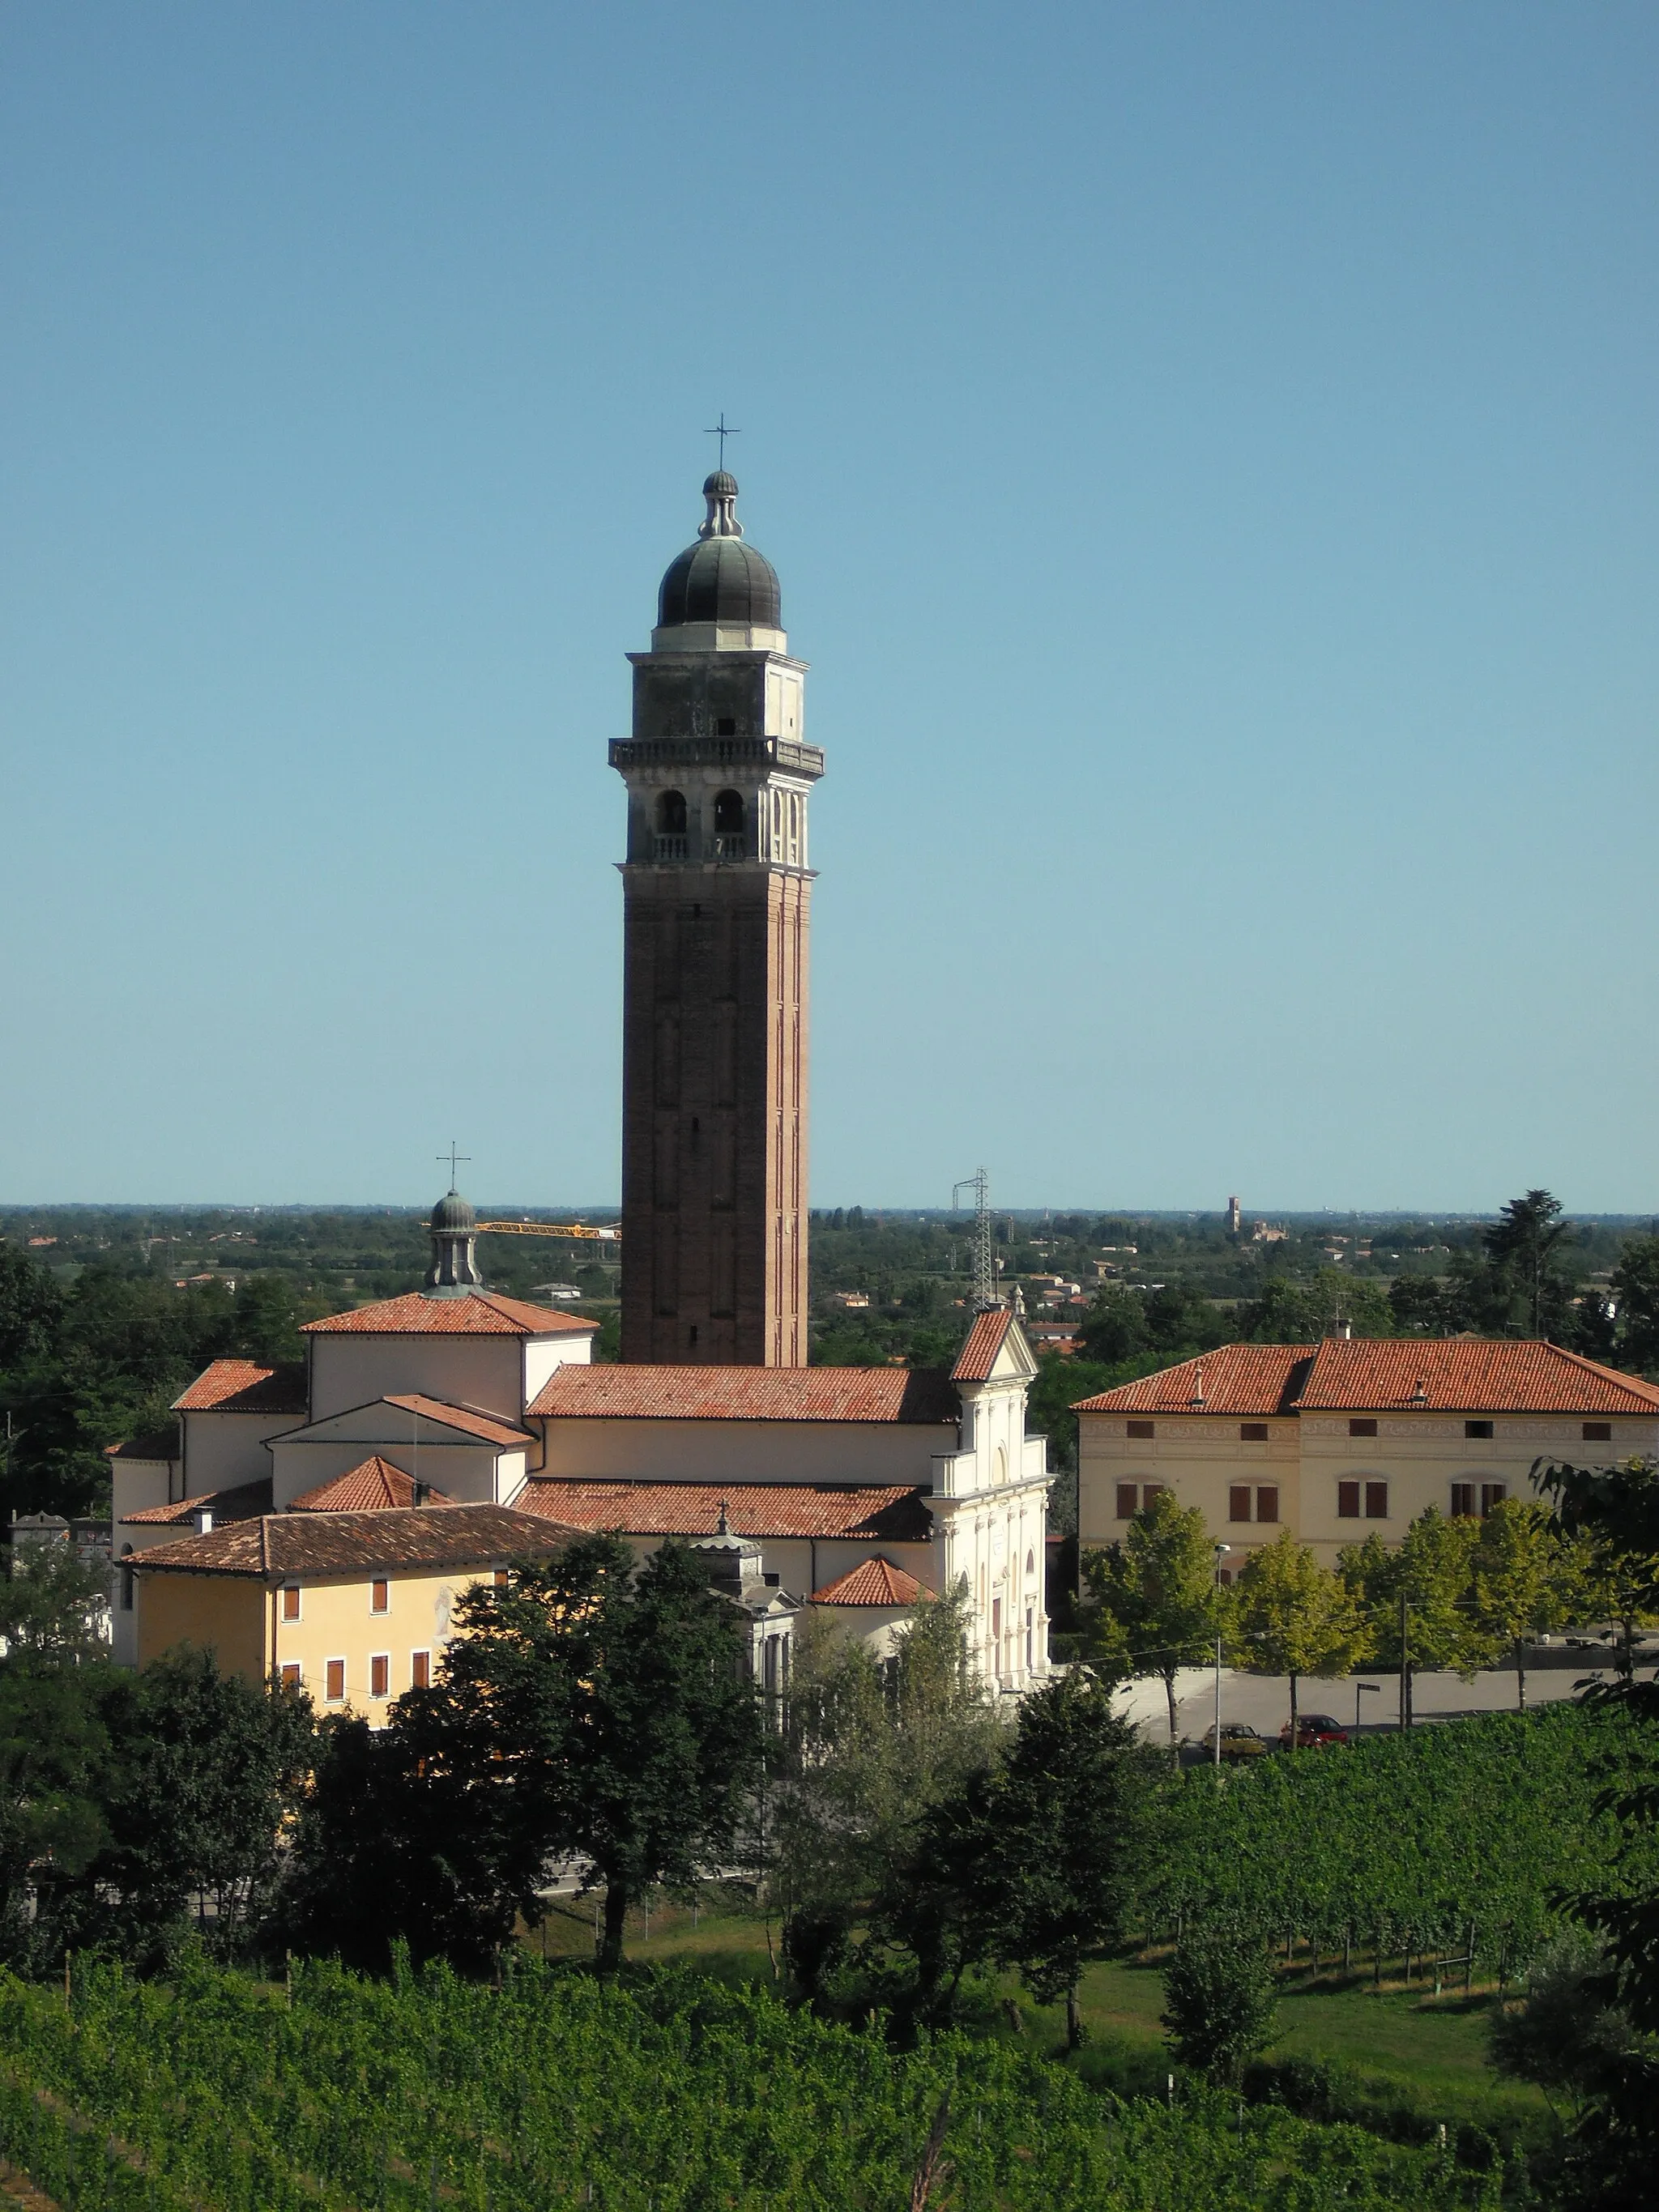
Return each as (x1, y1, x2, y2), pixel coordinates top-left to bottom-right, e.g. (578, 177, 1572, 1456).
(526, 1886, 1550, 2151)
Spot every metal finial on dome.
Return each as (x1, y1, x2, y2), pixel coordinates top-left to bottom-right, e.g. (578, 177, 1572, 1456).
(698, 472, 744, 541)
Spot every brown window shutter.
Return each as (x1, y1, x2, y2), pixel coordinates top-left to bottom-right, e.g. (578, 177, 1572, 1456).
(411, 1650, 430, 1690)
(1481, 1482, 1507, 1515)
(1256, 1486, 1279, 1524)
(1450, 1483, 1475, 1519)
(1240, 1422, 1268, 1442)
(1349, 1418, 1378, 1438)
(370, 1579, 389, 1615)
(1141, 1482, 1166, 1506)
(1115, 1483, 1139, 1520)
(325, 1660, 344, 1703)
(1337, 1481, 1361, 1519)
(370, 1655, 389, 1698)
(1228, 1485, 1252, 1523)
(281, 1585, 301, 1622)
(1583, 1421, 1612, 1442)
(1364, 1481, 1389, 1519)
(1127, 1419, 1155, 1440)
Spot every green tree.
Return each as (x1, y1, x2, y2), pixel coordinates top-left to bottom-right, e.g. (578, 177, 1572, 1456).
(74, 1648, 314, 1964)
(0, 1241, 62, 1369)
(1339, 1511, 1486, 1724)
(1611, 1237, 1659, 1378)
(1077, 1285, 1149, 1365)
(0, 1564, 111, 1969)
(1389, 1274, 1465, 1336)
(1489, 1929, 1638, 2127)
(1084, 1490, 1226, 1749)
(771, 1583, 1002, 2001)
(1161, 1930, 1279, 2083)
(1469, 1498, 1581, 1711)
(1247, 1269, 1391, 1343)
(1485, 1188, 1576, 1336)
(1231, 1530, 1364, 1746)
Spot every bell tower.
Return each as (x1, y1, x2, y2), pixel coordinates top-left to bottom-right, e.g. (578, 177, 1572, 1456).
(612, 473, 822, 1364)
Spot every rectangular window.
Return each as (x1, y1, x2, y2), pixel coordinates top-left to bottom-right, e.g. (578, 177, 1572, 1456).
(369, 1654, 390, 1698)
(1141, 1482, 1166, 1507)
(1256, 1485, 1279, 1524)
(1465, 1420, 1494, 1439)
(1127, 1419, 1155, 1440)
(1228, 1485, 1252, 1523)
(493, 1567, 510, 1590)
(992, 1597, 1002, 1640)
(280, 1585, 301, 1622)
(1349, 1418, 1378, 1438)
(1240, 1422, 1268, 1442)
(325, 1659, 345, 1703)
(1337, 1481, 1361, 1519)
(279, 1662, 301, 1690)
(1115, 1483, 1139, 1520)
(1584, 1422, 1612, 1443)
(1482, 1482, 1508, 1516)
(119, 1562, 134, 1612)
(370, 1579, 389, 1615)
(411, 1650, 431, 1690)
(1364, 1481, 1389, 1520)
(1451, 1482, 1476, 1519)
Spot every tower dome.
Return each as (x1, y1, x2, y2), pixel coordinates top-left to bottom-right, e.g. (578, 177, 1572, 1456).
(425, 1185, 481, 1296)
(656, 473, 782, 634)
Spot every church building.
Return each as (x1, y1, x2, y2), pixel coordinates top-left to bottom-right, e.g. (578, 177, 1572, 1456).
(111, 472, 1055, 1711)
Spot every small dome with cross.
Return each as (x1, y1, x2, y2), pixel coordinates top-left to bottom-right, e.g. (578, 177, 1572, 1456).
(657, 473, 782, 635)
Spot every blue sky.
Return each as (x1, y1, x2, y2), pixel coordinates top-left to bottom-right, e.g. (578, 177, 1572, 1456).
(2, 3, 1654, 1212)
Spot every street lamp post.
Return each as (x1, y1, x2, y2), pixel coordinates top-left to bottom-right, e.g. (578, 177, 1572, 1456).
(1213, 1543, 1231, 1768)
(1354, 1679, 1381, 1735)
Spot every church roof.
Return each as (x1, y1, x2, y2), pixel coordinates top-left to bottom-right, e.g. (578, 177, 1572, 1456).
(952, 1307, 1017, 1383)
(302, 1291, 597, 1339)
(1071, 1339, 1659, 1418)
(121, 1480, 273, 1527)
(658, 533, 782, 631)
(105, 1430, 181, 1463)
(513, 1481, 936, 1542)
(810, 1557, 931, 1607)
(288, 1458, 451, 1512)
(173, 1360, 309, 1413)
(382, 1395, 532, 1446)
(525, 1365, 957, 1424)
(130, 1502, 577, 1579)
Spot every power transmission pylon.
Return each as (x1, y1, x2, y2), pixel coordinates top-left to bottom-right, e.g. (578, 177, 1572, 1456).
(952, 1168, 1000, 1311)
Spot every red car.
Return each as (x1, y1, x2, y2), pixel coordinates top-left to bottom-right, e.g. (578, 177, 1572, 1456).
(1278, 1713, 1350, 1750)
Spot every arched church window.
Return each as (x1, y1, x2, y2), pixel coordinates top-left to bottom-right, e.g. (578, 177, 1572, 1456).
(713, 788, 746, 859)
(654, 790, 688, 859)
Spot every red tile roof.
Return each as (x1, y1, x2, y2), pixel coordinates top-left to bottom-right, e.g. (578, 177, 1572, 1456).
(173, 1360, 309, 1414)
(382, 1395, 531, 1446)
(952, 1308, 1016, 1383)
(1073, 1339, 1659, 1418)
(526, 1365, 958, 1424)
(130, 1502, 578, 1579)
(122, 1481, 273, 1527)
(1297, 1338, 1659, 1414)
(513, 1481, 936, 1541)
(105, 1430, 181, 1463)
(1073, 1346, 1315, 1417)
(302, 1292, 597, 1338)
(289, 1458, 452, 1512)
(811, 1556, 932, 1606)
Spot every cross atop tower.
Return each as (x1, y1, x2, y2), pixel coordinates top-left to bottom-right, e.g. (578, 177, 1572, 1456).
(437, 1142, 471, 1192)
(703, 413, 740, 470)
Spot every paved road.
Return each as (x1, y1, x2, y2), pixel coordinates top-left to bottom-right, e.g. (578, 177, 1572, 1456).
(1107, 1648, 1651, 1748)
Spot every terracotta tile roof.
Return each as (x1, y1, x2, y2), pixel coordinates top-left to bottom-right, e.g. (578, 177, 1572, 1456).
(380, 1395, 531, 1446)
(288, 1458, 453, 1512)
(303, 1292, 597, 1338)
(1073, 1339, 1659, 1419)
(811, 1556, 932, 1606)
(526, 1365, 959, 1424)
(122, 1481, 273, 1528)
(953, 1308, 1013, 1383)
(1073, 1345, 1316, 1417)
(1297, 1338, 1659, 1414)
(105, 1430, 181, 1462)
(514, 1480, 936, 1541)
(130, 1502, 578, 1579)
(173, 1360, 309, 1414)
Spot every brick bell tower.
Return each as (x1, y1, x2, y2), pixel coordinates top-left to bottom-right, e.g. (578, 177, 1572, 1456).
(612, 471, 822, 1365)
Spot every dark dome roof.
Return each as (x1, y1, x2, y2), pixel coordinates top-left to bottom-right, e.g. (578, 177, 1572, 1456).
(658, 535, 781, 632)
(655, 472, 782, 632)
(429, 1190, 476, 1234)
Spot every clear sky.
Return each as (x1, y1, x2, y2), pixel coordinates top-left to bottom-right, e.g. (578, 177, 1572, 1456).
(2, 3, 1654, 1213)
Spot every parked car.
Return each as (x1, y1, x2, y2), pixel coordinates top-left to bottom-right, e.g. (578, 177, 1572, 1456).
(1278, 1713, 1350, 1750)
(1201, 1722, 1271, 1763)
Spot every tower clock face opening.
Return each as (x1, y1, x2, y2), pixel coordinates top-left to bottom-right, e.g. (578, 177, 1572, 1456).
(612, 475, 822, 1366)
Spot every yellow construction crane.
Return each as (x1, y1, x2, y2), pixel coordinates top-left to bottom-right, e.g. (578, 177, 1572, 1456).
(476, 1220, 621, 1242)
